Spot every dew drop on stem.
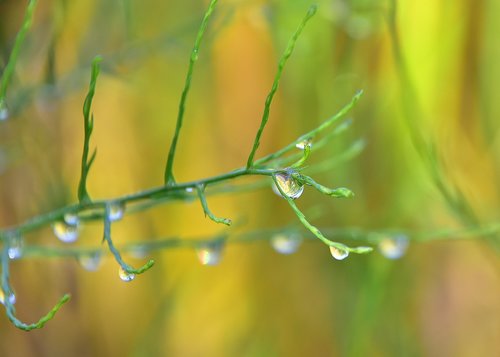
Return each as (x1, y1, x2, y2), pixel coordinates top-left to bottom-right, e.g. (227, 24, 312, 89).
(272, 172, 304, 199)
(295, 139, 312, 150)
(64, 213, 80, 226)
(53, 221, 79, 243)
(0, 290, 16, 306)
(107, 202, 125, 222)
(378, 234, 409, 259)
(7, 234, 24, 260)
(271, 233, 302, 255)
(118, 267, 135, 282)
(196, 240, 224, 266)
(330, 245, 349, 260)
(78, 251, 102, 272)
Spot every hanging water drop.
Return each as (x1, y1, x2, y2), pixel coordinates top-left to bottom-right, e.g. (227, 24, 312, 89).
(330, 245, 349, 260)
(53, 221, 79, 243)
(271, 233, 302, 254)
(272, 172, 304, 199)
(0, 101, 9, 121)
(295, 139, 312, 150)
(64, 212, 80, 226)
(7, 234, 23, 260)
(78, 251, 102, 272)
(0, 290, 16, 305)
(378, 234, 409, 259)
(196, 241, 224, 266)
(185, 187, 194, 193)
(118, 267, 135, 282)
(107, 202, 125, 222)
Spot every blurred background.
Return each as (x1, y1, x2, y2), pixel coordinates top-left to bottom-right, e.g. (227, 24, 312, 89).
(0, 0, 499, 356)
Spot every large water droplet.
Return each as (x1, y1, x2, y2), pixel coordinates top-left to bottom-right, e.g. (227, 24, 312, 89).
(78, 251, 102, 272)
(53, 221, 79, 243)
(271, 233, 302, 254)
(378, 234, 409, 259)
(118, 267, 135, 282)
(330, 245, 349, 260)
(0, 290, 16, 305)
(0, 101, 9, 121)
(196, 241, 224, 266)
(272, 172, 304, 199)
(7, 234, 23, 260)
(107, 202, 125, 222)
(295, 139, 312, 150)
(64, 213, 80, 226)
(185, 187, 194, 193)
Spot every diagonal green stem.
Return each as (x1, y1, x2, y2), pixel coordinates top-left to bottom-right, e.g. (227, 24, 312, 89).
(246, 5, 317, 169)
(196, 184, 232, 225)
(0, 0, 38, 108)
(102, 203, 155, 275)
(164, 0, 219, 185)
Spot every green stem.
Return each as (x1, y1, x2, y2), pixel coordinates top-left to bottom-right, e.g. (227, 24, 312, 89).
(102, 203, 155, 275)
(0, 0, 37, 105)
(164, 0, 218, 185)
(247, 5, 317, 169)
(196, 184, 232, 225)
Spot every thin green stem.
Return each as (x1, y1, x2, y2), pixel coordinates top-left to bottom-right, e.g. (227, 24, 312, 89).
(102, 203, 155, 275)
(1, 241, 70, 331)
(0, 0, 37, 110)
(78, 56, 102, 203)
(272, 175, 372, 254)
(246, 5, 317, 169)
(164, 0, 218, 185)
(196, 184, 232, 225)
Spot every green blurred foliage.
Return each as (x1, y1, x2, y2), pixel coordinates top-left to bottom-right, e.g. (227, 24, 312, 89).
(0, 0, 499, 356)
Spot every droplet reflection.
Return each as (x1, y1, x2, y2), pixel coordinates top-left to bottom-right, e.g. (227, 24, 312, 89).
(271, 233, 302, 254)
(196, 240, 224, 266)
(330, 245, 349, 260)
(0, 290, 16, 306)
(378, 234, 409, 259)
(53, 221, 79, 243)
(107, 202, 125, 222)
(118, 267, 135, 282)
(272, 172, 304, 199)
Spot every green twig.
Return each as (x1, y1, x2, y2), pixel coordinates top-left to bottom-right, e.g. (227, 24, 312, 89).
(196, 185, 232, 225)
(246, 5, 317, 169)
(102, 203, 155, 275)
(272, 175, 372, 254)
(1, 242, 70, 331)
(164, 0, 219, 185)
(78, 56, 102, 203)
(0, 0, 38, 114)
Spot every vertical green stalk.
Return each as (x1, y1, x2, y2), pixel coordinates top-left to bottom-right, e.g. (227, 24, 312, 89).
(78, 56, 102, 203)
(164, 0, 219, 185)
(0, 0, 38, 114)
(246, 5, 317, 169)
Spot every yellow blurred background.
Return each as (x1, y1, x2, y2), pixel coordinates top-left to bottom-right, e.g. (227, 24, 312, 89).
(0, 0, 499, 356)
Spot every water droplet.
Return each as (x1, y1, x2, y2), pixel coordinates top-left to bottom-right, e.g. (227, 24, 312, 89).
(53, 221, 79, 243)
(272, 172, 304, 199)
(185, 187, 194, 193)
(330, 245, 349, 260)
(295, 139, 312, 150)
(7, 234, 23, 260)
(64, 212, 80, 226)
(0, 290, 16, 306)
(191, 49, 199, 61)
(78, 251, 102, 272)
(118, 267, 135, 282)
(196, 240, 224, 266)
(0, 101, 9, 121)
(271, 233, 302, 254)
(378, 234, 409, 259)
(107, 202, 125, 222)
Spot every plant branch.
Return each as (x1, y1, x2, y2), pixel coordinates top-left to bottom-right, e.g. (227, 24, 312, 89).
(246, 5, 317, 169)
(164, 0, 219, 185)
(78, 56, 102, 203)
(196, 184, 232, 225)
